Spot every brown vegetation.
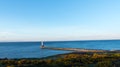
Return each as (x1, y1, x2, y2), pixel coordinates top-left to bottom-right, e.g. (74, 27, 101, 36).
(0, 53, 120, 67)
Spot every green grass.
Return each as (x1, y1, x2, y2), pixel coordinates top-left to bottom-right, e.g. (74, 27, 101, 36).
(0, 52, 120, 67)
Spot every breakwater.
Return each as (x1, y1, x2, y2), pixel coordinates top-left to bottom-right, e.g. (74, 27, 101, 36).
(41, 47, 108, 52)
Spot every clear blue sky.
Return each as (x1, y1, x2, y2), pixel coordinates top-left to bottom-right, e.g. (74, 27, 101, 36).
(0, 0, 120, 41)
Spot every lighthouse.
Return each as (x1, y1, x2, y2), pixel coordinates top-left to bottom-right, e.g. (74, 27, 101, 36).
(41, 41, 44, 48)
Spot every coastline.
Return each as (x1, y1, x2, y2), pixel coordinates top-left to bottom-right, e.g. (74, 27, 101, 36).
(0, 52, 120, 67)
(0, 50, 120, 60)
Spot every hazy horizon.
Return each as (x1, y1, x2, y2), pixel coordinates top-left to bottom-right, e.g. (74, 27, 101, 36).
(0, 0, 120, 41)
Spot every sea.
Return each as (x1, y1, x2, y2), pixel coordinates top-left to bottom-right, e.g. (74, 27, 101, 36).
(0, 40, 120, 59)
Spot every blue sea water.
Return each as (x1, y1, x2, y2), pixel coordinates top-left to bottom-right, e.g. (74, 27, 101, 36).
(0, 40, 120, 59)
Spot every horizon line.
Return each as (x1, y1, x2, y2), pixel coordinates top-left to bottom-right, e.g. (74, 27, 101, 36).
(0, 39, 120, 42)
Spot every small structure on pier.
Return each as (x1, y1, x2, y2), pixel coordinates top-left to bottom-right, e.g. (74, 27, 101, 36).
(40, 41, 44, 48)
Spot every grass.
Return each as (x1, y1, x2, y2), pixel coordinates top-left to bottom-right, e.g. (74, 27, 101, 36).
(0, 52, 120, 67)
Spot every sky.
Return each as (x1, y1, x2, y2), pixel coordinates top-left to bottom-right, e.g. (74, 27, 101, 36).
(0, 0, 120, 41)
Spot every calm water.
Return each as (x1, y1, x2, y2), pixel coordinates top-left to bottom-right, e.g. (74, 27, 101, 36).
(0, 40, 120, 59)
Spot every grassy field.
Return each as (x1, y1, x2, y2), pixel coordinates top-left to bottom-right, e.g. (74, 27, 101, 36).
(0, 52, 120, 67)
